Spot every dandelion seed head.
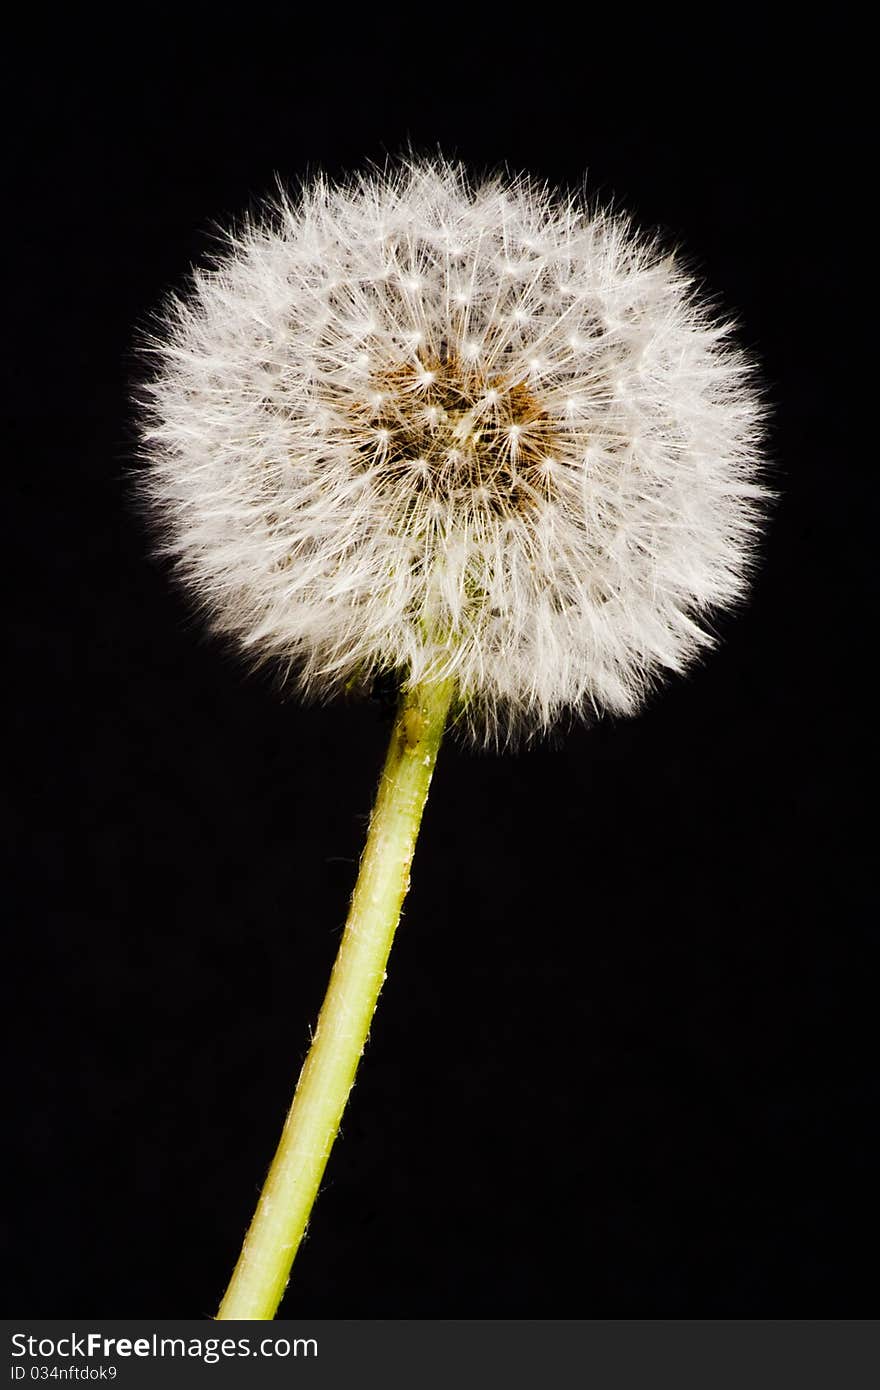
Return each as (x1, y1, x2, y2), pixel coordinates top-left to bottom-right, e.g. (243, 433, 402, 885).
(138, 157, 768, 743)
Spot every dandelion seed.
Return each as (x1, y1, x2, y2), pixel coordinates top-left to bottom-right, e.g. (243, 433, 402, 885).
(140, 157, 766, 744)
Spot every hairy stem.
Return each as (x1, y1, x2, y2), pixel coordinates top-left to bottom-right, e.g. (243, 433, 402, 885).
(217, 676, 456, 1320)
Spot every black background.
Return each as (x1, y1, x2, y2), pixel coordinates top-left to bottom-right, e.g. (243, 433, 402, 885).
(8, 13, 872, 1318)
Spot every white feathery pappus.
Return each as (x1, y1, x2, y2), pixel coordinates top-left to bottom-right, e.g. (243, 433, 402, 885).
(138, 157, 768, 744)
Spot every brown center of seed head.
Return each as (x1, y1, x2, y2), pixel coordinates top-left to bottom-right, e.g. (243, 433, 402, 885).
(350, 351, 560, 515)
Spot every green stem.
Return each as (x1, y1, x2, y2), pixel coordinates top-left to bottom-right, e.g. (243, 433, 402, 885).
(217, 675, 456, 1320)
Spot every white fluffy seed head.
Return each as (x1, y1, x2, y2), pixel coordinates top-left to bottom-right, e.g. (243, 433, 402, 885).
(138, 157, 768, 744)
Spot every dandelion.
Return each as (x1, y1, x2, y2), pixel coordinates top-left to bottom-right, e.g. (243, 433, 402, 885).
(138, 157, 767, 1318)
